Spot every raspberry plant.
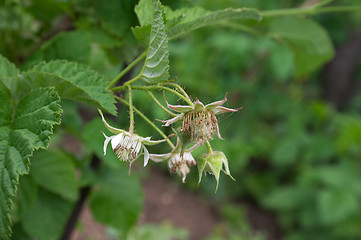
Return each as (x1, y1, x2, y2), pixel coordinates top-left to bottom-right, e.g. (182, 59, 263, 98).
(0, 0, 360, 239)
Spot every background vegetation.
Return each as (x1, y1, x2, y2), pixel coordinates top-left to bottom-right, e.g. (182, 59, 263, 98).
(1, 0, 361, 239)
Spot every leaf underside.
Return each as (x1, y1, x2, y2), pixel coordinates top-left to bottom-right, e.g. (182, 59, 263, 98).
(139, 0, 170, 84)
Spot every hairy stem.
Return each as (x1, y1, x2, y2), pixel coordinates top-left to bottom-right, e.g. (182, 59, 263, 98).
(116, 96, 175, 149)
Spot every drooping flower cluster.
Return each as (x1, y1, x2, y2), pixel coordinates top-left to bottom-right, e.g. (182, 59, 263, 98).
(99, 91, 241, 191)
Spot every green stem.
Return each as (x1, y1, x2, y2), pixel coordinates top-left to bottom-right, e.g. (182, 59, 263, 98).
(128, 86, 134, 133)
(162, 82, 191, 100)
(147, 91, 177, 116)
(114, 85, 194, 107)
(116, 96, 175, 149)
(261, 5, 361, 17)
(108, 52, 147, 88)
(206, 140, 213, 154)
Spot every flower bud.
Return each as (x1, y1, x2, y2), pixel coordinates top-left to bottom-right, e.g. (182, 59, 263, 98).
(197, 151, 235, 192)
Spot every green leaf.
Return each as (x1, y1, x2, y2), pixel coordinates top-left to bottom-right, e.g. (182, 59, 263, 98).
(133, 5, 261, 43)
(0, 54, 18, 78)
(138, 0, 170, 84)
(89, 166, 143, 236)
(0, 54, 20, 95)
(39, 30, 91, 64)
(30, 150, 78, 201)
(166, 7, 262, 39)
(0, 84, 61, 239)
(22, 189, 73, 240)
(135, 0, 153, 26)
(29, 60, 116, 114)
(15, 175, 38, 221)
(318, 190, 359, 225)
(266, 16, 334, 77)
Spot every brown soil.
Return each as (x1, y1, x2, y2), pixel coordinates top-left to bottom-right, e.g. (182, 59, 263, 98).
(71, 168, 281, 240)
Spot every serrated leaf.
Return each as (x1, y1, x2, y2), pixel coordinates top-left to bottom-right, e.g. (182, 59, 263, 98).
(166, 7, 262, 39)
(0, 84, 61, 239)
(0, 54, 18, 78)
(138, 0, 170, 84)
(133, 5, 261, 43)
(29, 60, 116, 114)
(89, 166, 143, 236)
(30, 150, 78, 201)
(22, 188, 73, 240)
(0, 54, 20, 95)
(266, 16, 334, 77)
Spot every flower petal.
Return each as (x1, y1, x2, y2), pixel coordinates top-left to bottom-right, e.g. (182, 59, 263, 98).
(143, 146, 150, 167)
(221, 152, 235, 181)
(162, 113, 184, 127)
(102, 132, 114, 155)
(141, 137, 167, 146)
(214, 120, 224, 140)
(149, 153, 172, 162)
(98, 109, 125, 135)
(205, 94, 228, 110)
(213, 106, 242, 115)
(165, 97, 194, 113)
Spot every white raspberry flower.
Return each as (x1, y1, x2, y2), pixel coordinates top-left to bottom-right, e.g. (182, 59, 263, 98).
(99, 109, 165, 166)
(163, 94, 241, 144)
(149, 137, 199, 183)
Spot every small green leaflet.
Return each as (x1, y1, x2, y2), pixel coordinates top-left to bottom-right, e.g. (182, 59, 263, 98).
(138, 0, 170, 84)
(0, 84, 62, 239)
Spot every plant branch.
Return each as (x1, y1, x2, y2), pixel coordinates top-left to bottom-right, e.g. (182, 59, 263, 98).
(114, 85, 194, 107)
(147, 91, 177, 117)
(116, 96, 175, 149)
(108, 51, 147, 88)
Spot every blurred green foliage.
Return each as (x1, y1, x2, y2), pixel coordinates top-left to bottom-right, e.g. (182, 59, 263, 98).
(1, 0, 361, 239)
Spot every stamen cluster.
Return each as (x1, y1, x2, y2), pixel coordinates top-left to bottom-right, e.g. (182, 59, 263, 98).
(112, 133, 142, 162)
(181, 111, 218, 144)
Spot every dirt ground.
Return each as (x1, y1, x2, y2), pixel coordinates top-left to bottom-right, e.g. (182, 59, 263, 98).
(71, 168, 282, 240)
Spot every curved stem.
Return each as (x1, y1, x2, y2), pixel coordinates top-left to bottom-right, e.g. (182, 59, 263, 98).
(147, 91, 177, 117)
(162, 82, 191, 100)
(128, 86, 134, 133)
(116, 96, 175, 149)
(108, 51, 147, 88)
(117, 85, 194, 107)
